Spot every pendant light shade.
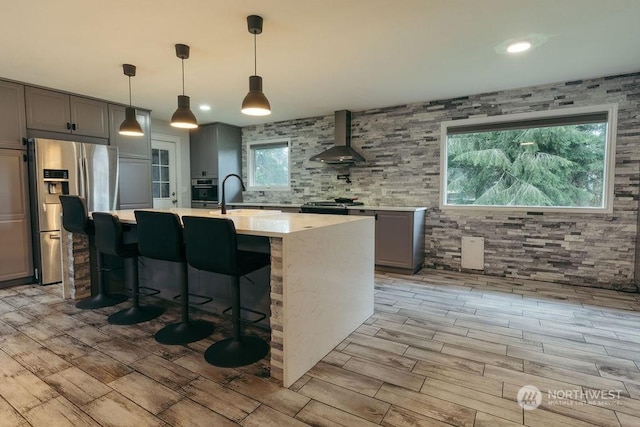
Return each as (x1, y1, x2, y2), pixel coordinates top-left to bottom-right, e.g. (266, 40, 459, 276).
(241, 15, 271, 116)
(171, 95, 198, 129)
(241, 75, 271, 116)
(119, 64, 144, 136)
(171, 44, 198, 129)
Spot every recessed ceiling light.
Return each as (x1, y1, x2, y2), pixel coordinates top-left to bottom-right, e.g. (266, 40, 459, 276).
(495, 34, 549, 55)
(199, 105, 211, 111)
(507, 41, 532, 54)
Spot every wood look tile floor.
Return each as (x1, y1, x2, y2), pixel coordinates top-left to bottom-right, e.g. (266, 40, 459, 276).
(2, 271, 640, 426)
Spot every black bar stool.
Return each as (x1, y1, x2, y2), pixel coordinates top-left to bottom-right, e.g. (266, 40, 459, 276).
(182, 216, 270, 367)
(134, 210, 215, 345)
(92, 212, 165, 325)
(59, 195, 127, 309)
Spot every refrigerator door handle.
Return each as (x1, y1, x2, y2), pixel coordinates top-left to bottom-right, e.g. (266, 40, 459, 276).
(84, 156, 91, 207)
(78, 155, 86, 200)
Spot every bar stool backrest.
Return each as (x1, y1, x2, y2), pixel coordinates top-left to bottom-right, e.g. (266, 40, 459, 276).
(92, 212, 126, 257)
(59, 195, 91, 235)
(183, 216, 238, 276)
(134, 210, 185, 262)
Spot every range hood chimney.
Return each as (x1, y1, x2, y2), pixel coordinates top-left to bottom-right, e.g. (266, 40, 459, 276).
(310, 110, 365, 164)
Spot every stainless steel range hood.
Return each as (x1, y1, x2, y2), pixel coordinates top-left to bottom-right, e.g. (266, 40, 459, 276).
(310, 110, 365, 164)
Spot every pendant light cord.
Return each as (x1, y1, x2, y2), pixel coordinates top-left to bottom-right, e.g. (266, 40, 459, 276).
(181, 58, 185, 95)
(253, 33, 257, 76)
(128, 76, 132, 106)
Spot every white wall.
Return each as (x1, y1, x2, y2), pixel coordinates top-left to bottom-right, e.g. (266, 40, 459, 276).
(150, 118, 191, 207)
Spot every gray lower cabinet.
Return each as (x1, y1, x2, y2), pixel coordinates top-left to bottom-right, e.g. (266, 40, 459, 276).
(119, 158, 152, 209)
(136, 232, 271, 327)
(25, 87, 109, 138)
(0, 149, 33, 282)
(0, 80, 26, 150)
(350, 209, 425, 274)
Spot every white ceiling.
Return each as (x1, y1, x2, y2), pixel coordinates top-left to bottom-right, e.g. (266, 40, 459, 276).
(3, 0, 639, 127)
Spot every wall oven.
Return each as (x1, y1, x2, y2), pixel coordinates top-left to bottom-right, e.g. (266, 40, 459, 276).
(191, 178, 218, 203)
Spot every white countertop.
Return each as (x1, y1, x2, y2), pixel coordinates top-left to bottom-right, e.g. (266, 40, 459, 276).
(226, 202, 427, 212)
(106, 208, 370, 238)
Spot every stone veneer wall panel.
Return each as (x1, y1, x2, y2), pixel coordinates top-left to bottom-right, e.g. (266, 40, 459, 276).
(268, 237, 283, 382)
(60, 231, 91, 299)
(242, 72, 640, 290)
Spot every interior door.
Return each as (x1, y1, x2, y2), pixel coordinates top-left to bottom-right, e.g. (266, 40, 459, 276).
(151, 140, 177, 209)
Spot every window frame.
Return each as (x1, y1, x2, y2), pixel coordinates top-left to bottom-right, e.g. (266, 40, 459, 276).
(151, 147, 171, 199)
(439, 104, 618, 214)
(246, 138, 291, 191)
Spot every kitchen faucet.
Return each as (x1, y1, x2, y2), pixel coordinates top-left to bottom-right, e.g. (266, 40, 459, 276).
(220, 173, 246, 214)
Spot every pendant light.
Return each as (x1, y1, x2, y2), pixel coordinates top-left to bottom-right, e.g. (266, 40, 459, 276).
(241, 15, 271, 116)
(171, 43, 198, 129)
(119, 64, 144, 136)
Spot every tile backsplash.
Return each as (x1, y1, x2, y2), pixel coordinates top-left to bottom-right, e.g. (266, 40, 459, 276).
(242, 72, 640, 290)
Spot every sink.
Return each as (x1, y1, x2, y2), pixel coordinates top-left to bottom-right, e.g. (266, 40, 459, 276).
(209, 209, 281, 216)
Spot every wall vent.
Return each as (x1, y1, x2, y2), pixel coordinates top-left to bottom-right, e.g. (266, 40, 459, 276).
(461, 236, 484, 270)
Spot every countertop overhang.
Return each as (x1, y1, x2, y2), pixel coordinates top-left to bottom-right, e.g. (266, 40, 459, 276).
(223, 202, 427, 212)
(103, 208, 372, 238)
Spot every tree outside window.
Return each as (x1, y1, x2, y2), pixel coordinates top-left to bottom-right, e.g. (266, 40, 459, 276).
(441, 105, 616, 212)
(247, 139, 291, 190)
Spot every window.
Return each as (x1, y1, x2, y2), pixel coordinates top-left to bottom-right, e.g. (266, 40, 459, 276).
(247, 139, 291, 190)
(152, 148, 170, 198)
(440, 104, 617, 213)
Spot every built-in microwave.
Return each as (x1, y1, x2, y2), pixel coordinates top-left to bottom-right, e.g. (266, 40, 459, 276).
(191, 178, 218, 202)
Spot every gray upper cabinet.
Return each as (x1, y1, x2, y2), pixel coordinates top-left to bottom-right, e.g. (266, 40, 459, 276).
(108, 104, 151, 159)
(69, 96, 109, 138)
(25, 87, 109, 138)
(190, 123, 242, 202)
(190, 125, 217, 178)
(0, 80, 26, 150)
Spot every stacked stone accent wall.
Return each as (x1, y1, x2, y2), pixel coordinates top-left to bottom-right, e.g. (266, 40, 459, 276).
(243, 72, 640, 290)
(268, 237, 284, 382)
(60, 231, 91, 299)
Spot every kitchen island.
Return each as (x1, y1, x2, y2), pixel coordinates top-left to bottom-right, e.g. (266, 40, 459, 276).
(61, 208, 375, 387)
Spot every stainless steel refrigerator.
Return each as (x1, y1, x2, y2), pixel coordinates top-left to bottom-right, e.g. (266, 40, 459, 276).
(28, 138, 119, 285)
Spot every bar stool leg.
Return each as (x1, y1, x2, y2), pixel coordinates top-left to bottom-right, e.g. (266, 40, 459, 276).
(204, 276, 269, 367)
(108, 257, 165, 325)
(154, 262, 215, 345)
(76, 252, 128, 309)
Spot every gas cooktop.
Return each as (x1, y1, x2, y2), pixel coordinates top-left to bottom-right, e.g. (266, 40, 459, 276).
(303, 201, 364, 207)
